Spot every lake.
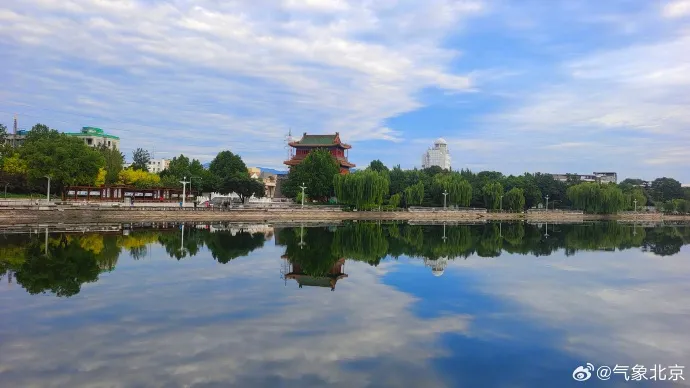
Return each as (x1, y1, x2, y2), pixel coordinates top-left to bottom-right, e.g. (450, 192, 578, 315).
(1, 221, 689, 387)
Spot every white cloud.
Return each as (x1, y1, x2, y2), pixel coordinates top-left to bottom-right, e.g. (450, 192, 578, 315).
(449, 249, 690, 369)
(663, 0, 690, 18)
(0, 247, 472, 387)
(0, 0, 481, 167)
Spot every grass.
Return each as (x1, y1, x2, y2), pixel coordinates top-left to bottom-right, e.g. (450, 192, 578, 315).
(1, 192, 47, 199)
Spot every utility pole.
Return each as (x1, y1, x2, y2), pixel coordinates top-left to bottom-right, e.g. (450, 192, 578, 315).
(442, 190, 448, 210)
(180, 176, 190, 207)
(545, 195, 549, 213)
(299, 182, 307, 209)
(44, 175, 51, 204)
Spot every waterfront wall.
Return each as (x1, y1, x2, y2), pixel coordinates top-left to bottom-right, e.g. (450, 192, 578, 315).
(0, 207, 688, 225)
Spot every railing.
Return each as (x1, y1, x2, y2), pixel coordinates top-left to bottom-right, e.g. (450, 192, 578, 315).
(526, 209, 584, 215)
(408, 206, 488, 213)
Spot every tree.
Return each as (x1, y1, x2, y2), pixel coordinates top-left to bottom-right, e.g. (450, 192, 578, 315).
(483, 182, 503, 209)
(20, 128, 104, 191)
(404, 182, 424, 206)
(95, 168, 107, 186)
(625, 187, 647, 211)
(0, 123, 7, 144)
(131, 148, 151, 171)
(433, 173, 472, 207)
(235, 177, 265, 202)
(283, 149, 340, 201)
(388, 193, 402, 208)
(389, 165, 407, 196)
(333, 170, 389, 209)
(98, 145, 125, 185)
(118, 168, 161, 188)
(367, 160, 389, 174)
(567, 182, 626, 214)
(650, 178, 683, 203)
(504, 187, 525, 211)
(209, 150, 248, 195)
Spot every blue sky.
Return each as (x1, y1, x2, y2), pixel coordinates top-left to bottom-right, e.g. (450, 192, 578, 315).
(1, 0, 689, 182)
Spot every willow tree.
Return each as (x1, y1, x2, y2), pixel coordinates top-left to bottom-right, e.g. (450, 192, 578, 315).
(567, 182, 626, 214)
(388, 193, 402, 208)
(483, 182, 504, 209)
(404, 182, 424, 206)
(333, 170, 389, 209)
(503, 187, 525, 211)
(433, 173, 472, 207)
(625, 187, 647, 210)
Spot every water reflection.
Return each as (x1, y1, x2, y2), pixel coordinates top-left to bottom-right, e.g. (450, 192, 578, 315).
(2, 221, 690, 297)
(0, 221, 689, 387)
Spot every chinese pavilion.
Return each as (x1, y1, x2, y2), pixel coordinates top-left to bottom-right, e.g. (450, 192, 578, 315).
(284, 132, 355, 174)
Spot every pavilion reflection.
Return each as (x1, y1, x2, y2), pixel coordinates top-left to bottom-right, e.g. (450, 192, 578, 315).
(282, 256, 348, 291)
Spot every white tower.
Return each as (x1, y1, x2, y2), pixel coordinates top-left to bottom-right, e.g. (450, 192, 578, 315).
(422, 138, 451, 170)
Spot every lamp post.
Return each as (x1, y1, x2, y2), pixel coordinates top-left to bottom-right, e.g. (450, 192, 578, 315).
(2, 182, 8, 199)
(634, 198, 638, 213)
(500, 195, 503, 212)
(179, 176, 190, 207)
(44, 175, 51, 204)
(442, 190, 449, 210)
(299, 182, 307, 209)
(545, 195, 549, 213)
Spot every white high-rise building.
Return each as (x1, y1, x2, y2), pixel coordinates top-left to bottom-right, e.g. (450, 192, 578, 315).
(422, 138, 451, 170)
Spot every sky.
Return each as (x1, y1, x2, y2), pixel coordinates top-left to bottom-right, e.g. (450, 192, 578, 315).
(1, 0, 689, 182)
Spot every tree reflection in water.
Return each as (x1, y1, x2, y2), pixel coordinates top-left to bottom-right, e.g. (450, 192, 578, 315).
(1, 221, 688, 297)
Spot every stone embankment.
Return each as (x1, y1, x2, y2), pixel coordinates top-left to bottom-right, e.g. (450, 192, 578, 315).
(0, 207, 688, 225)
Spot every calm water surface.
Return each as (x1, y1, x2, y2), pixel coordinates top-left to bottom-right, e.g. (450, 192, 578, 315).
(1, 221, 689, 388)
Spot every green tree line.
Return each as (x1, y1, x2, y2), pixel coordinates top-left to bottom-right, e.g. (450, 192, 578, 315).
(1, 123, 264, 201)
(281, 150, 689, 214)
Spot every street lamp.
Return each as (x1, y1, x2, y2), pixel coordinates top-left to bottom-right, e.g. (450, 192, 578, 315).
(545, 194, 549, 212)
(299, 182, 307, 209)
(442, 190, 449, 210)
(179, 176, 190, 207)
(44, 175, 51, 204)
(634, 198, 638, 213)
(500, 195, 503, 212)
(1, 182, 8, 199)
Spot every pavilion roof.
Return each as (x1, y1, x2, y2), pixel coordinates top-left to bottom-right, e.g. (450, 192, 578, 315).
(289, 132, 351, 149)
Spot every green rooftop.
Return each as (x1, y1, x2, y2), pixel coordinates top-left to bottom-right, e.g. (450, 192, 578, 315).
(65, 126, 120, 140)
(292, 132, 349, 147)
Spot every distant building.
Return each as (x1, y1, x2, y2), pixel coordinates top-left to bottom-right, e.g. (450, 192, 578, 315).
(547, 172, 617, 184)
(593, 172, 617, 184)
(422, 138, 451, 170)
(4, 130, 28, 147)
(65, 127, 120, 150)
(247, 167, 261, 179)
(147, 159, 170, 174)
(284, 132, 355, 175)
(247, 167, 278, 198)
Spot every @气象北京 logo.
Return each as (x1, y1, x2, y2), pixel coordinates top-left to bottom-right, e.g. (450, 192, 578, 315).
(573, 363, 595, 381)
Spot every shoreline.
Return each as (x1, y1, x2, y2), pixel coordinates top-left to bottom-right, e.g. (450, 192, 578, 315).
(1, 208, 689, 226)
